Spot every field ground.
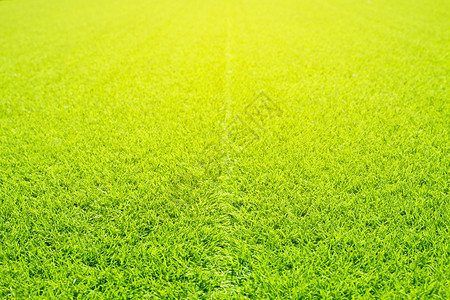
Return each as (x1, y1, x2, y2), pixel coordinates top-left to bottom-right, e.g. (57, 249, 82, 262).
(0, 0, 449, 298)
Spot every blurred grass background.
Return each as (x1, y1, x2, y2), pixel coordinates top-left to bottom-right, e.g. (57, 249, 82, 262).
(0, 0, 449, 297)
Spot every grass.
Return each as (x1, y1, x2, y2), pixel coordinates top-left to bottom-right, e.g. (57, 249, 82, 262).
(0, 0, 449, 298)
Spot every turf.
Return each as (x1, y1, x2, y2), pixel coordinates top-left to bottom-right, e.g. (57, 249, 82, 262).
(0, 0, 449, 298)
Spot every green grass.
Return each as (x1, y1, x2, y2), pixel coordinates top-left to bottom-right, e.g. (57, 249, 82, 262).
(1, 0, 449, 298)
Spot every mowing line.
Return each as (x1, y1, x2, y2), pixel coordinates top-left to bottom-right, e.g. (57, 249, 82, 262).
(222, 0, 234, 172)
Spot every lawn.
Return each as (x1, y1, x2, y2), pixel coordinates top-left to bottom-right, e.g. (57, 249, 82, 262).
(0, 0, 449, 298)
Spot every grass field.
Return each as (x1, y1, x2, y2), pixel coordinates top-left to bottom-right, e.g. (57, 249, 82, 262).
(1, 0, 449, 298)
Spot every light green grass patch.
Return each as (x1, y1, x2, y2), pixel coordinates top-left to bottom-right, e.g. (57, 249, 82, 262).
(0, 0, 449, 298)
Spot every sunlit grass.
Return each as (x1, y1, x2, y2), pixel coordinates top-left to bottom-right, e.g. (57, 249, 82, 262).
(0, 0, 449, 298)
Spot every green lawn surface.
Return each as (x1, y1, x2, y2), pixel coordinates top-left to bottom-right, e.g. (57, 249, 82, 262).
(0, 0, 449, 298)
